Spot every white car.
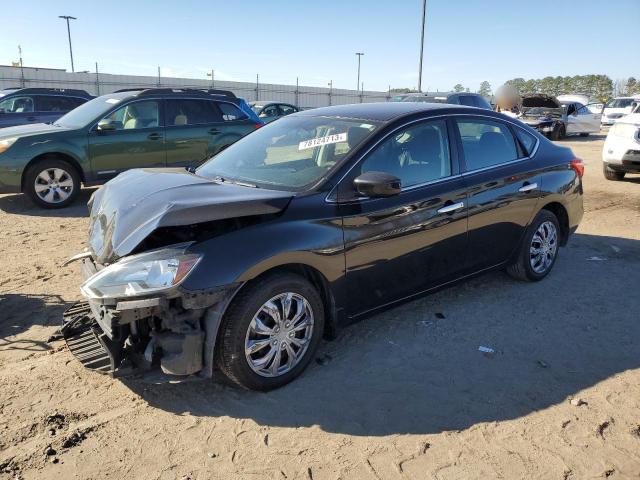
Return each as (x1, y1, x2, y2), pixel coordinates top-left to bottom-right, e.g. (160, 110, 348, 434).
(601, 96, 640, 126)
(602, 113, 640, 180)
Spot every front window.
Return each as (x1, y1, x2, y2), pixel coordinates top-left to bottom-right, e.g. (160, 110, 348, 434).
(99, 100, 160, 130)
(605, 98, 634, 109)
(0, 95, 33, 113)
(196, 116, 379, 191)
(360, 119, 451, 188)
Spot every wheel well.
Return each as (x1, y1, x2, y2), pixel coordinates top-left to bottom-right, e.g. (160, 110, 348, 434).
(541, 202, 569, 246)
(21, 153, 85, 192)
(246, 264, 338, 340)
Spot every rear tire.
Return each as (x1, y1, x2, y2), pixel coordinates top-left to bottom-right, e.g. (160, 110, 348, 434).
(24, 158, 80, 209)
(216, 272, 324, 391)
(603, 164, 625, 181)
(507, 210, 560, 282)
(550, 124, 566, 141)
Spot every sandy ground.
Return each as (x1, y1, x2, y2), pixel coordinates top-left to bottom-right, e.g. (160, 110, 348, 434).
(1, 133, 639, 480)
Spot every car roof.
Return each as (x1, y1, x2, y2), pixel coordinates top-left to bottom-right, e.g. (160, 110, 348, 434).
(294, 102, 479, 122)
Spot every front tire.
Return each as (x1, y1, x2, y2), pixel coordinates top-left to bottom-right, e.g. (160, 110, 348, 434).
(507, 210, 560, 282)
(216, 272, 324, 391)
(603, 163, 625, 181)
(24, 158, 80, 209)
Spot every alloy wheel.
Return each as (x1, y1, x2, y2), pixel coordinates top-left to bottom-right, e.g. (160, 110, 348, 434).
(244, 292, 314, 377)
(33, 168, 75, 204)
(530, 221, 558, 274)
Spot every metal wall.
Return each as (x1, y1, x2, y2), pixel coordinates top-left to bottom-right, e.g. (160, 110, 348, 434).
(0, 66, 391, 108)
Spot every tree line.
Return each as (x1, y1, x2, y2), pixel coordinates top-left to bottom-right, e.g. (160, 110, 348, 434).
(391, 76, 640, 102)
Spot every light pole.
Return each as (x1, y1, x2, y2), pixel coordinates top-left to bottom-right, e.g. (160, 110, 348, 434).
(355, 52, 364, 93)
(58, 15, 77, 72)
(417, 0, 426, 92)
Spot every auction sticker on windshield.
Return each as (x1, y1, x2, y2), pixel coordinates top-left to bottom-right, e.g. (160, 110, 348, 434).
(299, 132, 347, 150)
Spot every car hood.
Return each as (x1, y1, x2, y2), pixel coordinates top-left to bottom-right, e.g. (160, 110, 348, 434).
(88, 168, 294, 264)
(0, 122, 73, 139)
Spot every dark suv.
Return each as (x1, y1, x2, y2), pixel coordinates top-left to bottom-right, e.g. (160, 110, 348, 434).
(0, 88, 261, 208)
(397, 92, 492, 110)
(0, 87, 93, 128)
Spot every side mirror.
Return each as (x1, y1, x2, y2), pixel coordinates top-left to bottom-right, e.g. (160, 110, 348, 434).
(97, 119, 117, 132)
(353, 171, 401, 198)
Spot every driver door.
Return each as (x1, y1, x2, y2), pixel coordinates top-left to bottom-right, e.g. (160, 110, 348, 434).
(87, 100, 166, 182)
(339, 119, 468, 316)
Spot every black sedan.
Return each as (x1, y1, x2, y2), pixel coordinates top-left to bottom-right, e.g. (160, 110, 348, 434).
(62, 102, 584, 391)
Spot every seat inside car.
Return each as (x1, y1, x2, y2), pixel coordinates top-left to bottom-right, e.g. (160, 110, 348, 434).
(402, 127, 446, 184)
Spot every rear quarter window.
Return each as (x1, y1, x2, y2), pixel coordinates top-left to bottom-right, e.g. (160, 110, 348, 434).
(456, 118, 519, 170)
(217, 102, 248, 121)
(514, 127, 537, 156)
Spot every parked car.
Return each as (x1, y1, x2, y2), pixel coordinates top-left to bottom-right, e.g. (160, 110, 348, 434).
(198, 89, 263, 124)
(602, 112, 640, 180)
(61, 102, 584, 390)
(520, 94, 601, 139)
(0, 87, 93, 128)
(396, 92, 493, 110)
(601, 96, 640, 126)
(250, 101, 299, 123)
(0, 88, 262, 208)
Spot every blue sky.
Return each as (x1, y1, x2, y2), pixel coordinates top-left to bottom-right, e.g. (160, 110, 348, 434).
(1, 0, 639, 93)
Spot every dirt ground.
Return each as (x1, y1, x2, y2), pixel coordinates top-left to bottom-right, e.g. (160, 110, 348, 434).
(1, 133, 639, 480)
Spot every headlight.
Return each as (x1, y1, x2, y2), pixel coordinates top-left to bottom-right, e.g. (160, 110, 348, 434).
(81, 247, 202, 299)
(0, 137, 18, 154)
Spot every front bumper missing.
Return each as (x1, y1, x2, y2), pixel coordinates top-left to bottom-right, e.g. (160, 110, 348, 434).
(61, 302, 121, 376)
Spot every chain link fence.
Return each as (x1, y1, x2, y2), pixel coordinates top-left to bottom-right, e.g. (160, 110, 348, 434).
(0, 65, 392, 109)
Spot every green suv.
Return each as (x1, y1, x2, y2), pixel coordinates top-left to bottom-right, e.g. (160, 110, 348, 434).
(0, 88, 261, 208)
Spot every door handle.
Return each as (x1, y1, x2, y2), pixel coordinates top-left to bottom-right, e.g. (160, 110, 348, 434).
(518, 182, 538, 193)
(147, 133, 162, 140)
(208, 128, 220, 135)
(437, 201, 465, 214)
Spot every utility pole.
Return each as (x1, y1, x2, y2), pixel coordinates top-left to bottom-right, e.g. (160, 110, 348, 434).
(256, 74, 259, 101)
(95, 62, 100, 95)
(417, 0, 426, 92)
(157, 66, 161, 87)
(18, 45, 25, 87)
(58, 15, 77, 72)
(355, 52, 364, 93)
(328, 80, 333, 106)
(207, 69, 215, 88)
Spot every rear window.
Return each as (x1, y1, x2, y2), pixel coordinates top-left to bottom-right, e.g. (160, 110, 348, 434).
(217, 102, 248, 121)
(456, 118, 519, 170)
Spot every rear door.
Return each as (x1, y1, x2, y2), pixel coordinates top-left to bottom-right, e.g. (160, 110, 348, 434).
(455, 116, 541, 271)
(164, 98, 253, 168)
(339, 118, 468, 316)
(88, 99, 165, 181)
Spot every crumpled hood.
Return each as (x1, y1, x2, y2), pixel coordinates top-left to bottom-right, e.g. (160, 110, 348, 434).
(88, 168, 294, 264)
(0, 122, 71, 140)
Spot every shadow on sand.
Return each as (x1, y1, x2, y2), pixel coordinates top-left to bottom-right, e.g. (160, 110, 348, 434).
(114, 233, 640, 436)
(0, 188, 94, 218)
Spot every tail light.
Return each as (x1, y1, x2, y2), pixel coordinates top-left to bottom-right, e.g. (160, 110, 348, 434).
(254, 123, 263, 129)
(570, 158, 584, 178)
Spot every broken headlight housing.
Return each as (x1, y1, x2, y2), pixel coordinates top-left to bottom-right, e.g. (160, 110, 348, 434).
(80, 247, 201, 299)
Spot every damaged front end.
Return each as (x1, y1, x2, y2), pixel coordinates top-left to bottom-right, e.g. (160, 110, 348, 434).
(520, 94, 565, 135)
(62, 245, 239, 378)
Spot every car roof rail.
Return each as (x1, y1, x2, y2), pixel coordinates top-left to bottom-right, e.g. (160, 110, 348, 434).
(200, 89, 237, 99)
(6, 87, 92, 97)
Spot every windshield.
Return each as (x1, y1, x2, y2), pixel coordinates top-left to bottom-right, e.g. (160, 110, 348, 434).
(605, 98, 634, 109)
(54, 94, 128, 128)
(196, 116, 379, 191)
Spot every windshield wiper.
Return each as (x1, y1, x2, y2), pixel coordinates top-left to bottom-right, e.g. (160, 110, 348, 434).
(213, 176, 258, 188)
